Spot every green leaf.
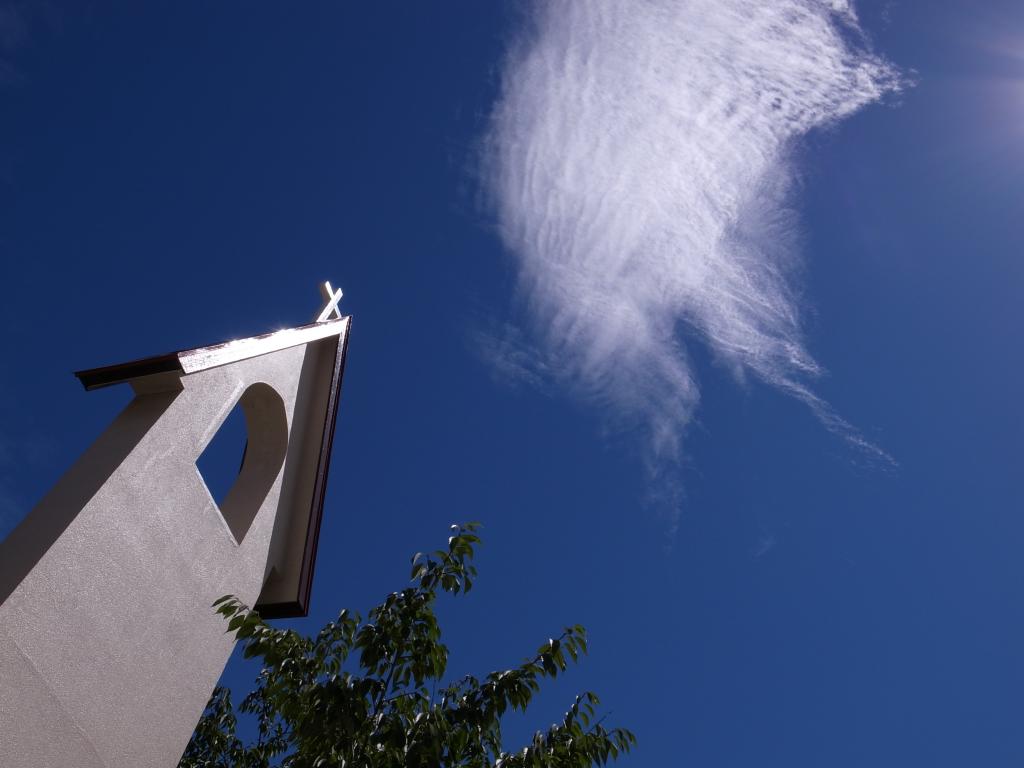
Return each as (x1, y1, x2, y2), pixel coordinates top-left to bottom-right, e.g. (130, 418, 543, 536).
(182, 524, 633, 768)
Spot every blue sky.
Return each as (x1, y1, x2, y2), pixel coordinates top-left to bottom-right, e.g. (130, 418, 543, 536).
(2, 1, 1023, 765)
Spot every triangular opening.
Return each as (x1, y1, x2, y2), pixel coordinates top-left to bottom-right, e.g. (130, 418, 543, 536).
(197, 403, 248, 508)
(195, 384, 289, 544)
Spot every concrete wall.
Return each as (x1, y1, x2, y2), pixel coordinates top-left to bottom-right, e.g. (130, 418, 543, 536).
(0, 343, 312, 767)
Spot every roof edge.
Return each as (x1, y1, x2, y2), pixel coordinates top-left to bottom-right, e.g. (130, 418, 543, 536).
(75, 317, 351, 391)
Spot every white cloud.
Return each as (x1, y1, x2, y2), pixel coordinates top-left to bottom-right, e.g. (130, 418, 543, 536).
(482, 0, 903, 467)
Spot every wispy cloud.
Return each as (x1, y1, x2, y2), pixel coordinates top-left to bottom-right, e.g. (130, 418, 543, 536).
(472, 322, 553, 393)
(753, 533, 778, 559)
(482, 0, 903, 468)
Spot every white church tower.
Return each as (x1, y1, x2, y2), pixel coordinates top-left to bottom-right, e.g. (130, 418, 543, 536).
(0, 283, 351, 767)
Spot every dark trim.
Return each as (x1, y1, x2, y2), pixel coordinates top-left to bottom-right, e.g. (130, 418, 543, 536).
(255, 599, 306, 620)
(255, 320, 351, 620)
(75, 354, 183, 391)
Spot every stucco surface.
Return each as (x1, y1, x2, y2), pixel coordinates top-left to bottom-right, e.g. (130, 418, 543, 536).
(0, 342, 316, 767)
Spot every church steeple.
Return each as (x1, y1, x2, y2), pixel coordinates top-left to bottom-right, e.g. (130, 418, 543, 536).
(0, 284, 352, 767)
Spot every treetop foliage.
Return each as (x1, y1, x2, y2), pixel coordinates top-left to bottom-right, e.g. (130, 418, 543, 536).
(180, 523, 635, 768)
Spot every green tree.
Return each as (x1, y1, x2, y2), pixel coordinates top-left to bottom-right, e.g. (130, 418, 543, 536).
(179, 523, 635, 767)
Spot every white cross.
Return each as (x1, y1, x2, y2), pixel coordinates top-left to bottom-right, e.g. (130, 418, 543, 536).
(316, 280, 344, 322)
